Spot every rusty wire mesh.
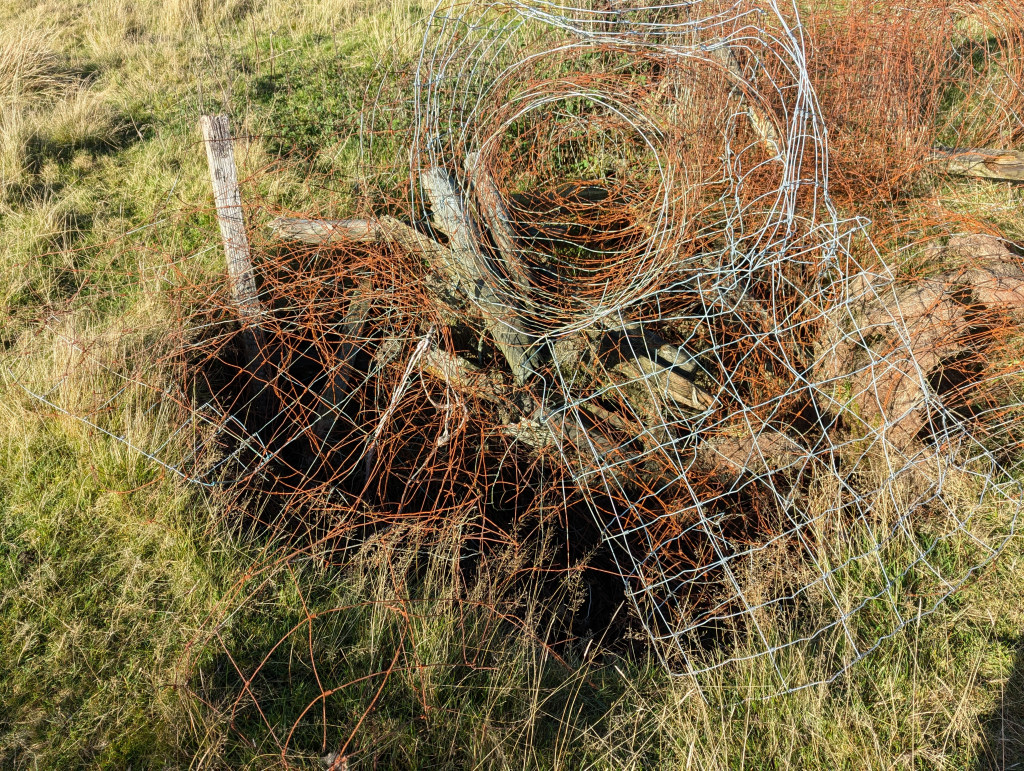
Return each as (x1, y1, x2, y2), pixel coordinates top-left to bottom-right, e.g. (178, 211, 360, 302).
(9, 0, 1024, 743)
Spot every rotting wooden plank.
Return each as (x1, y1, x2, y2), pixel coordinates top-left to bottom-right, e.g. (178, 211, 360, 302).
(611, 354, 713, 412)
(933, 147, 1024, 182)
(465, 152, 533, 292)
(200, 114, 276, 431)
(268, 217, 378, 244)
(420, 167, 539, 383)
(270, 214, 467, 320)
(554, 326, 713, 412)
(270, 215, 452, 263)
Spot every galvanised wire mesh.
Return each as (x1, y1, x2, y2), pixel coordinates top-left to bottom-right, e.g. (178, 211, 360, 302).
(392, 0, 1024, 688)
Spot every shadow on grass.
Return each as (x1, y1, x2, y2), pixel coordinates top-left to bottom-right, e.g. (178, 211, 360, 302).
(977, 640, 1024, 770)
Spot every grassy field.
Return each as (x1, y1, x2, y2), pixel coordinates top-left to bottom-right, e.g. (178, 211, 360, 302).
(1, 0, 1024, 768)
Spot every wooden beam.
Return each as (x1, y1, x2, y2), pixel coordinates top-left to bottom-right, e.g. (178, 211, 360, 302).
(610, 353, 712, 412)
(420, 168, 539, 383)
(933, 147, 1024, 182)
(200, 114, 276, 430)
(464, 152, 533, 292)
(201, 115, 259, 316)
(269, 214, 467, 321)
(269, 215, 452, 264)
(268, 217, 378, 244)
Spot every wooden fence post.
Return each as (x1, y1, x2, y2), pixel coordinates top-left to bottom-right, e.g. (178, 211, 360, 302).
(200, 114, 276, 435)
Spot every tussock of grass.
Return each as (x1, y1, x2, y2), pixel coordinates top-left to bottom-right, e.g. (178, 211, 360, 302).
(0, 28, 62, 202)
(0, 23, 127, 206)
(153, 0, 251, 38)
(0, 27, 68, 104)
(0, 110, 33, 202)
(1, 196, 85, 310)
(43, 85, 127, 156)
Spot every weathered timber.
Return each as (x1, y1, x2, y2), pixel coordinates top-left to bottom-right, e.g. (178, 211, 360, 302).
(420, 347, 512, 406)
(509, 408, 805, 489)
(554, 326, 713, 412)
(818, 235, 1024, 449)
(611, 353, 712, 412)
(415, 330, 795, 488)
(270, 215, 466, 320)
(420, 167, 539, 382)
(600, 328, 711, 411)
(464, 152, 533, 292)
(270, 215, 451, 263)
(272, 214, 713, 410)
(200, 114, 276, 430)
(933, 148, 1024, 182)
(201, 116, 258, 315)
(269, 217, 378, 244)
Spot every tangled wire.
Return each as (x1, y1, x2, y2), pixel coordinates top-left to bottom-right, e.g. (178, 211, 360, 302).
(15, 0, 1024, 703)
(357, 0, 1024, 685)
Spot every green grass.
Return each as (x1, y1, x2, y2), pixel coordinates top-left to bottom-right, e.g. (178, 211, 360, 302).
(1, 0, 1023, 768)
